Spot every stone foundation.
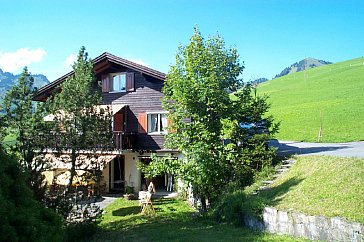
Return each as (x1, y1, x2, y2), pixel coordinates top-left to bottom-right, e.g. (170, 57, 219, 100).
(244, 207, 364, 241)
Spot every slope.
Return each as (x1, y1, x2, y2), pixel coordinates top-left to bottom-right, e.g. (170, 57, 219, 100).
(244, 156, 364, 224)
(257, 57, 364, 142)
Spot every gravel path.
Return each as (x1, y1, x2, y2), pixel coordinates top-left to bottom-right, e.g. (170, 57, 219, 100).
(270, 140, 364, 158)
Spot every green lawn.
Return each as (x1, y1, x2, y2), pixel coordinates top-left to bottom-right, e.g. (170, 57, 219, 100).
(92, 197, 308, 242)
(254, 57, 364, 142)
(244, 156, 364, 224)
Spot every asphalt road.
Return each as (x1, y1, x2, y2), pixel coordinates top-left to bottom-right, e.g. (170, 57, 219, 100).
(270, 140, 364, 159)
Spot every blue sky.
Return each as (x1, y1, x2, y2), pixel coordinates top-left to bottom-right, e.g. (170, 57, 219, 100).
(1, 0, 363, 82)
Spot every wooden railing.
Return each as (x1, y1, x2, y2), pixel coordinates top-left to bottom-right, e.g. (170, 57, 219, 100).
(113, 132, 136, 150)
(35, 131, 136, 151)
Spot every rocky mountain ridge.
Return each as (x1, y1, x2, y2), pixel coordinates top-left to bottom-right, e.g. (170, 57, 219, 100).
(0, 68, 49, 100)
(274, 57, 332, 78)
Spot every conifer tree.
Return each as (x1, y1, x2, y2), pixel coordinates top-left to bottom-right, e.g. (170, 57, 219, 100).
(3, 67, 49, 201)
(49, 46, 113, 191)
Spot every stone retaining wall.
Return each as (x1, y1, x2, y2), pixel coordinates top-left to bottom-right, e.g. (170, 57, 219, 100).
(244, 207, 364, 241)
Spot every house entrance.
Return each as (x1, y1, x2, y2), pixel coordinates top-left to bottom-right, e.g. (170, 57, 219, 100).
(110, 155, 125, 192)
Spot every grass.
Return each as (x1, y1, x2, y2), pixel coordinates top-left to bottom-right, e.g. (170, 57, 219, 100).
(92, 197, 308, 242)
(244, 155, 364, 224)
(255, 57, 364, 142)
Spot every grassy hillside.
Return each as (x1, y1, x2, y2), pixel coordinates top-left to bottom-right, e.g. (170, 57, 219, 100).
(257, 57, 364, 142)
(244, 156, 364, 224)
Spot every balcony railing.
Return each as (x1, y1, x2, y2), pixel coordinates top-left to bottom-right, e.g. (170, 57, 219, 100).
(113, 132, 136, 150)
(35, 131, 136, 151)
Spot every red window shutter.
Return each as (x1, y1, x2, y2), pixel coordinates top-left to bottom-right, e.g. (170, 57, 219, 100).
(138, 112, 147, 134)
(114, 113, 123, 131)
(101, 75, 109, 92)
(126, 72, 135, 92)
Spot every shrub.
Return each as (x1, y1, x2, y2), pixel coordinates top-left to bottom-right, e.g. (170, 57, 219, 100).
(0, 147, 63, 242)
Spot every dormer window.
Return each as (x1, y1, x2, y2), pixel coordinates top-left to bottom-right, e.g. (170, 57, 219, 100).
(112, 73, 126, 92)
(101, 72, 135, 93)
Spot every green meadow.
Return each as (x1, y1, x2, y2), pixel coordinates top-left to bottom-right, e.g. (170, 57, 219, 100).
(256, 57, 364, 142)
(244, 156, 364, 224)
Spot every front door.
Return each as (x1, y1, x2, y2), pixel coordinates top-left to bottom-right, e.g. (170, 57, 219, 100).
(110, 156, 125, 192)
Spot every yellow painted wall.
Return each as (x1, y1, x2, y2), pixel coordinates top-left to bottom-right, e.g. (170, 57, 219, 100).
(101, 162, 110, 193)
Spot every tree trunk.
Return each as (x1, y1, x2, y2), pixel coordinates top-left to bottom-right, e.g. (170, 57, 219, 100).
(68, 149, 76, 193)
(200, 195, 207, 212)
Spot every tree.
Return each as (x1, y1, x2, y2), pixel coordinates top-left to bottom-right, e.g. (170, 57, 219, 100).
(2, 67, 49, 201)
(48, 46, 113, 191)
(163, 27, 244, 211)
(0, 145, 63, 242)
(142, 27, 278, 211)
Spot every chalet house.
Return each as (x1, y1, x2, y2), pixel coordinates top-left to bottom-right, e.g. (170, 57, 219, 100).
(34, 52, 177, 193)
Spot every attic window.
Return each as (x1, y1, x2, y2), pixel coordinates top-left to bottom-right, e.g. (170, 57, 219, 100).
(111, 73, 126, 92)
(102, 72, 135, 93)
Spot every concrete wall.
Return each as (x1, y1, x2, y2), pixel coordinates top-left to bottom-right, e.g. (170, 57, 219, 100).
(124, 153, 141, 193)
(244, 207, 364, 241)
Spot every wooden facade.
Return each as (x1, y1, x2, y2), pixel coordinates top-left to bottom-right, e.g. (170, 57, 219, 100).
(34, 52, 167, 151)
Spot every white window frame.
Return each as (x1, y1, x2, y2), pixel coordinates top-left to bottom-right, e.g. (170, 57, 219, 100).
(147, 111, 168, 134)
(110, 72, 126, 93)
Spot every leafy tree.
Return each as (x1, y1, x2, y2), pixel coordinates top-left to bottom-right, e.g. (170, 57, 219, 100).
(2, 67, 49, 201)
(141, 27, 278, 211)
(0, 145, 63, 242)
(48, 46, 113, 191)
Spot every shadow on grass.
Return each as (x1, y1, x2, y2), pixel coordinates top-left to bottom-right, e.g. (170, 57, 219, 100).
(112, 206, 140, 216)
(94, 209, 281, 242)
(244, 177, 304, 216)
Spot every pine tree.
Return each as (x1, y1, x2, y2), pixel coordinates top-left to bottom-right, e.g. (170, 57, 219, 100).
(49, 46, 113, 191)
(2, 67, 49, 201)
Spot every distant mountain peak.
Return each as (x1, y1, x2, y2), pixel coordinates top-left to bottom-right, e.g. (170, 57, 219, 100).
(0, 68, 49, 100)
(275, 57, 332, 78)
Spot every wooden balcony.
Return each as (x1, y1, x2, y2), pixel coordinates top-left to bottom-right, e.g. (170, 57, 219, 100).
(35, 131, 136, 151)
(113, 132, 136, 150)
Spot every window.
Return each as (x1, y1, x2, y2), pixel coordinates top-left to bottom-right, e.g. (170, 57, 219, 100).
(102, 72, 134, 93)
(147, 113, 168, 134)
(111, 73, 126, 92)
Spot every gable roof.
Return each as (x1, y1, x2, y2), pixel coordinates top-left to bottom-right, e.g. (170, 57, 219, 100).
(34, 52, 166, 101)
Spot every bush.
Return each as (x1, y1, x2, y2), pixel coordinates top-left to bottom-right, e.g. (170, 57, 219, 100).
(0, 147, 64, 242)
(213, 190, 246, 225)
(64, 221, 99, 242)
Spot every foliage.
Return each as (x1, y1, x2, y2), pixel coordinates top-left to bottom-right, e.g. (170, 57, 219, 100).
(0, 146, 63, 242)
(2, 67, 50, 201)
(48, 46, 113, 189)
(137, 154, 180, 179)
(91, 197, 308, 241)
(143, 27, 278, 211)
(255, 56, 364, 142)
(0, 67, 49, 103)
(212, 164, 277, 224)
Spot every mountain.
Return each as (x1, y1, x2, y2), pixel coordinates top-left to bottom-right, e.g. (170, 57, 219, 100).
(0, 68, 49, 100)
(274, 57, 332, 78)
(257, 57, 364, 142)
(251, 77, 268, 85)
